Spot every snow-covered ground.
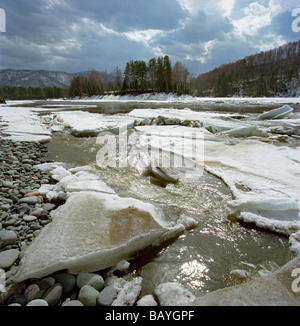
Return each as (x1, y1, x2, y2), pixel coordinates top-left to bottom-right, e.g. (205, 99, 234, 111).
(69, 93, 300, 105)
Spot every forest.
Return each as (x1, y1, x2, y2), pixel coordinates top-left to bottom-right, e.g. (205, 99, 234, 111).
(0, 86, 68, 100)
(194, 40, 300, 97)
(1, 40, 299, 100)
(69, 55, 191, 97)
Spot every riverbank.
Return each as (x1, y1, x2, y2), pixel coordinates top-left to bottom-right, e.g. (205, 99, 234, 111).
(0, 137, 163, 306)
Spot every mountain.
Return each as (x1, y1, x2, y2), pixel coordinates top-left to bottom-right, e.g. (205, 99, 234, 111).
(194, 40, 300, 97)
(0, 69, 74, 88)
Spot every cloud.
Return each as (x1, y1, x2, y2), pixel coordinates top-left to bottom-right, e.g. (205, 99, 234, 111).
(0, 0, 299, 75)
(177, 0, 236, 17)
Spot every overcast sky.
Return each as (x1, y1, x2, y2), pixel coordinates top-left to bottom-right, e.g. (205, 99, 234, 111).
(0, 0, 299, 75)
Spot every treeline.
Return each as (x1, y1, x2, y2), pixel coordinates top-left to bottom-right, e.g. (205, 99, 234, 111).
(69, 56, 192, 97)
(69, 68, 123, 97)
(123, 56, 191, 94)
(194, 40, 300, 97)
(0, 86, 68, 100)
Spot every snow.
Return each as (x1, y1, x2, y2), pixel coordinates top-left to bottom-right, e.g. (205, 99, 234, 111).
(51, 110, 137, 137)
(69, 93, 300, 105)
(154, 282, 196, 306)
(0, 106, 51, 143)
(111, 277, 143, 306)
(35, 165, 116, 197)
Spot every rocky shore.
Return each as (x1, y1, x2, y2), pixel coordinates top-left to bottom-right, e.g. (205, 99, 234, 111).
(0, 137, 196, 307)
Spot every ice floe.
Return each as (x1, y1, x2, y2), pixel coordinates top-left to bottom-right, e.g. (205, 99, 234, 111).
(0, 106, 51, 143)
(50, 111, 137, 137)
(13, 190, 186, 282)
(258, 105, 294, 120)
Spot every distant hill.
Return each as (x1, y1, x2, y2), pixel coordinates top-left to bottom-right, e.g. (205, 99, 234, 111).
(0, 69, 74, 88)
(194, 40, 300, 97)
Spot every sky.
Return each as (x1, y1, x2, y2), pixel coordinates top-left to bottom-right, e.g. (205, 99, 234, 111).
(0, 0, 299, 76)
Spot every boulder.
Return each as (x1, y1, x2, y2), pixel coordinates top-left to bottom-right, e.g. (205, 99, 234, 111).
(13, 191, 184, 283)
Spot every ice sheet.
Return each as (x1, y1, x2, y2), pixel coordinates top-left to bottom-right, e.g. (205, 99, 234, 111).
(128, 107, 300, 253)
(52, 111, 137, 137)
(0, 106, 51, 143)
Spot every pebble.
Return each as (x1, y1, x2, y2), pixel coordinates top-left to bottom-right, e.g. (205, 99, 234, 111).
(35, 277, 56, 291)
(54, 273, 76, 294)
(62, 300, 84, 307)
(30, 208, 44, 217)
(43, 203, 56, 211)
(76, 272, 104, 291)
(7, 293, 27, 306)
(0, 230, 18, 248)
(23, 215, 38, 222)
(0, 249, 19, 269)
(43, 283, 63, 306)
(17, 197, 41, 205)
(3, 181, 14, 189)
(78, 285, 100, 306)
(24, 284, 41, 302)
(26, 299, 49, 306)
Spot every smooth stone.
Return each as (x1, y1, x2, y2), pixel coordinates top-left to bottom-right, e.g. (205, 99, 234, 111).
(54, 273, 76, 294)
(24, 191, 41, 198)
(7, 293, 27, 306)
(3, 181, 14, 189)
(18, 197, 41, 205)
(26, 299, 49, 306)
(23, 215, 38, 222)
(24, 284, 41, 302)
(62, 300, 84, 307)
(42, 203, 56, 211)
(0, 204, 10, 211)
(78, 285, 99, 306)
(96, 286, 118, 306)
(8, 303, 22, 306)
(0, 283, 26, 305)
(35, 277, 56, 291)
(0, 249, 19, 269)
(0, 230, 18, 248)
(2, 219, 16, 227)
(43, 283, 63, 306)
(30, 208, 44, 218)
(76, 273, 104, 291)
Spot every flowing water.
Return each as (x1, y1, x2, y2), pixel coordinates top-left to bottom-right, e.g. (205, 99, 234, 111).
(36, 99, 297, 297)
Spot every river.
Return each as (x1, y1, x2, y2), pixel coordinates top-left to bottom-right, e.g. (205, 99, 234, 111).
(1, 96, 299, 297)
